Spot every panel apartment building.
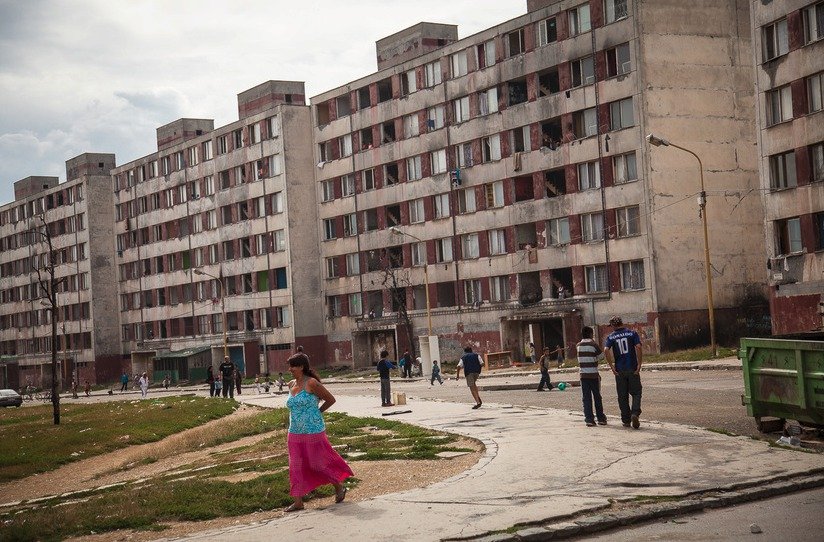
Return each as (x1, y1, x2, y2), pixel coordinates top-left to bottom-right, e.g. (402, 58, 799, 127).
(311, 0, 767, 365)
(0, 154, 121, 389)
(111, 81, 323, 379)
(751, 0, 824, 335)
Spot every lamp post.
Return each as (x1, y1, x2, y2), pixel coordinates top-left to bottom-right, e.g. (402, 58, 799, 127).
(193, 269, 228, 358)
(647, 134, 717, 357)
(389, 226, 431, 334)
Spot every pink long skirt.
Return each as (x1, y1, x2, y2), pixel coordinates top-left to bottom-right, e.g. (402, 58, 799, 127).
(287, 431, 354, 497)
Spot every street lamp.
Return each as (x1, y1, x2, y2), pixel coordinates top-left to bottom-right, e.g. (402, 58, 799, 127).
(389, 226, 431, 335)
(193, 268, 228, 358)
(646, 134, 717, 357)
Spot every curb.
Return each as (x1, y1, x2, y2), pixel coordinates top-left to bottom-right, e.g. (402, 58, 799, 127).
(456, 470, 824, 542)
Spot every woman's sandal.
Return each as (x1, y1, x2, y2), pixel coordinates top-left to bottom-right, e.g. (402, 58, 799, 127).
(285, 503, 304, 512)
(335, 486, 347, 503)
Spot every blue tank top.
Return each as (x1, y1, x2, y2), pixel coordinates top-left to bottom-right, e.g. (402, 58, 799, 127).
(286, 384, 325, 434)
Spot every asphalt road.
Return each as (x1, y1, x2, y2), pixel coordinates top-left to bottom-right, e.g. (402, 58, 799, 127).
(583, 486, 824, 542)
(326, 368, 765, 439)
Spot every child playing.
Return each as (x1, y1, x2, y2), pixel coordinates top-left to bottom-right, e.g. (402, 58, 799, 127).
(277, 372, 285, 392)
(214, 377, 223, 397)
(430, 360, 444, 386)
(577, 326, 607, 427)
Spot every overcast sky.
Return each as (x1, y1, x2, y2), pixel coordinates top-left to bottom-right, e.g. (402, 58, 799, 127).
(0, 0, 526, 205)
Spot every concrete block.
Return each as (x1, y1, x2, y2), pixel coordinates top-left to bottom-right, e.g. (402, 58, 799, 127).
(514, 526, 553, 541)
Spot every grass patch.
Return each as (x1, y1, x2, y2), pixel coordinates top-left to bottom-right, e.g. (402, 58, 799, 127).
(706, 427, 739, 437)
(0, 396, 236, 483)
(644, 347, 738, 363)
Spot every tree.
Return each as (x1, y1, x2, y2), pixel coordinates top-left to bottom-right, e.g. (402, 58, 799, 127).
(379, 249, 417, 360)
(31, 216, 65, 425)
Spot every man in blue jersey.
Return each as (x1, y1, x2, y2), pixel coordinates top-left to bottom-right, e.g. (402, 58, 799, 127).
(461, 346, 484, 409)
(604, 316, 643, 429)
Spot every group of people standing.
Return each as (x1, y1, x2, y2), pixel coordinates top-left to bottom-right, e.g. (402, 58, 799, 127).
(206, 356, 245, 398)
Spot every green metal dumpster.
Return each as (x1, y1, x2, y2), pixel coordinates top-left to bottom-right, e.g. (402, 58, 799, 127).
(739, 337, 824, 430)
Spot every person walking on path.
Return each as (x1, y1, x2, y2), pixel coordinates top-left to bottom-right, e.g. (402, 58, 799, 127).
(604, 316, 643, 429)
(219, 356, 235, 399)
(537, 347, 554, 391)
(285, 352, 352, 512)
(461, 346, 483, 409)
(139, 372, 149, 398)
(235, 367, 243, 395)
(430, 360, 444, 386)
(207, 366, 216, 397)
(120, 372, 129, 393)
(377, 350, 395, 406)
(577, 326, 607, 426)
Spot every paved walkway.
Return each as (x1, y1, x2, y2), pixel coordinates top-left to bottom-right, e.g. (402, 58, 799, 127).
(167, 392, 823, 542)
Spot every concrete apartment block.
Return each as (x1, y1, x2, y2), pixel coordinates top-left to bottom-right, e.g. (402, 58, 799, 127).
(376, 22, 459, 70)
(311, 0, 768, 366)
(750, 0, 824, 334)
(111, 81, 322, 379)
(0, 153, 118, 390)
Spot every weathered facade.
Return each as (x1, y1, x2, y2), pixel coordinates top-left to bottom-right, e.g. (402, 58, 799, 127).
(0, 154, 120, 389)
(311, 0, 768, 365)
(111, 81, 323, 377)
(750, 0, 824, 335)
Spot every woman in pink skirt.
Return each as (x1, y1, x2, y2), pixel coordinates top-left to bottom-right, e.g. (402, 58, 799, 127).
(285, 352, 353, 512)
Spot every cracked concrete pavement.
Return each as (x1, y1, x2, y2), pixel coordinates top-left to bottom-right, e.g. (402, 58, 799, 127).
(164, 392, 823, 542)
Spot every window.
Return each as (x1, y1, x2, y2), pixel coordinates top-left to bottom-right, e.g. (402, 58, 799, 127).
(203, 175, 214, 195)
(581, 212, 605, 242)
(425, 61, 442, 87)
(326, 257, 339, 279)
(410, 242, 426, 266)
(201, 140, 213, 161)
(485, 181, 504, 208)
(256, 233, 269, 254)
(406, 156, 422, 181)
(249, 123, 261, 144)
(436, 238, 453, 262)
(346, 253, 360, 275)
(400, 69, 417, 95)
(433, 193, 450, 219)
(616, 206, 640, 237)
(605, 0, 628, 24)
(537, 17, 557, 46)
(327, 296, 341, 318)
(456, 142, 473, 168)
(339, 134, 353, 157)
(769, 151, 797, 189)
(403, 114, 419, 138)
(336, 95, 351, 117)
(477, 39, 496, 69)
(161, 156, 171, 175)
(427, 105, 445, 130)
(572, 107, 597, 138)
(187, 146, 198, 166)
(610, 98, 634, 130)
(271, 191, 283, 213)
(343, 213, 357, 237)
(804, 2, 824, 44)
(606, 43, 631, 77)
(451, 51, 468, 78)
(578, 161, 601, 190)
(321, 179, 335, 202)
(266, 116, 279, 138)
(318, 140, 332, 162)
(205, 210, 216, 229)
(808, 71, 823, 113)
(431, 149, 447, 174)
(766, 85, 793, 126)
(613, 152, 638, 184)
(490, 275, 510, 302)
(409, 198, 425, 223)
(458, 188, 476, 214)
(548, 217, 570, 245)
(816, 212, 824, 250)
(762, 18, 789, 61)
(571, 56, 595, 87)
(585, 265, 608, 293)
(479, 87, 499, 115)
(775, 217, 802, 254)
(323, 219, 336, 240)
(462, 233, 480, 259)
(621, 260, 645, 290)
(357, 87, 371, 109)
(232, 128, 243, 149)
(506, 28, 525, 57)
(341, 174, 355, 197)
(273, 230, 286, 252)
(482, 134, 501, 162)
(464, 279, 482, 304)
(363, 169, 375, 191)
(489, 229, 506, 255)
(569, 3, 592, 36)
(811, 142, 824, 182)
(217, 135, 228, 155)
(454, 96, 470, 123)
(349, 293, 362, 316)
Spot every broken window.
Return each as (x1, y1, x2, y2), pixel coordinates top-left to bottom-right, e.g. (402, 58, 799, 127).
(366, 251, 382, 272)
(381, 121, 396, 144)
(481, 135, 501, 162)
(360, 127, 374, 149)
(385, 204, 401, 227)
(427, 105, 445, 130)
(762, 18, 789, 61)
(363, 168, 375, 190)
(400, 70, 417, 96)
(386, 246, 403, 269)
(507, 78, 528, 106)
(377, 77, 392, 103)
(606, 43, 631, 77)
(485, 181, 504, 208)
(506, 28, 525, 57)
(572, 107, 597, 139)
(390, 286, 406, 311)
(512, 126, 529, 153)
(318, 140, 332, 162)
(336, 95, 351, 117)
(403, 114, 419, 138)
(456, 142, 473, 168)
(425, 60, 442, 87)
(541, 117, 563, 148)
(384, 163, 399, 185)
(241, 237, 251, 258)
(569, 3, 591, 36)
(358, 86, 371, 109)
(571, 56, 595, 87)
(451, 51, 468, 78)
(518, 271, 542, 305)
(537, 17, 557, 46)
(479, 87, 499, 115)
(514, 176, 534, 202)
(551, 267, 573, 298)
(364, 208, 379, 232)
(538, 67, 560, 97)
(477, 39, 496, 69)
(458, 188, 476, 214)
(436, 282, 457, 307)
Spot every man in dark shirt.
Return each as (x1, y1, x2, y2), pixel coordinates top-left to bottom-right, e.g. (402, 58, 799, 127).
(604, 316, 643, 429)
(377, 350, 395, 406)
(461, 346, 483, 409)
(219, 356, 235, 399)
